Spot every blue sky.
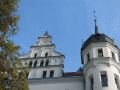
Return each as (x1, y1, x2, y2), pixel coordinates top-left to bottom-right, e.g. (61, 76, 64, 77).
(13, 0, 120, 72)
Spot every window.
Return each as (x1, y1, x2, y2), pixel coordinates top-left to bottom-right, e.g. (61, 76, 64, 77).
(111, 51, 116, 60)
(101, 72, 108, 87)
(114, 74, 120, 89)
(33, 61, 37, 67)
(45, 53, 48, 57)
(29, 61, 32, 67)
(98, 48, 103, 57)
(40, 61, 44, 67)
(50, 70, 54, 78)
(43, 71, 47, 78)
(45, 60, 49, 66)
(87, 53, 90, 62)
(26, 72, 29, 78)
(89, 75, 94, 90)
(34, 53, 37, 58)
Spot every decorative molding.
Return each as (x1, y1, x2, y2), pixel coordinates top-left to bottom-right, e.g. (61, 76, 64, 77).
(83, 57, 120, 74)
(28, 76, 83, 85)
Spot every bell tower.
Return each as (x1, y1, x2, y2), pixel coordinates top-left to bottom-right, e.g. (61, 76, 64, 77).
(81, 15, 120, 90)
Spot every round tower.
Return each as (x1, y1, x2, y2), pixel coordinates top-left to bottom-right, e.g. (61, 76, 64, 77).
(81, 23, 120, 90)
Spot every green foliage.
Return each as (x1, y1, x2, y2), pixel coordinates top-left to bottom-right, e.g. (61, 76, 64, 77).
(0, 0, 29, 89)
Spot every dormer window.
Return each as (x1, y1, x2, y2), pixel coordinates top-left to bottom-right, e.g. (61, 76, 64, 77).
(111, 51, 116, 60)
(98, 48, 103, 57)
(45, 53, 48, 57)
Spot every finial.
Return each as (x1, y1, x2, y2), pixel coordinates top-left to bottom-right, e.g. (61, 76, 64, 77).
(93, 10, 99, 34)
(44, 31, 48, 35)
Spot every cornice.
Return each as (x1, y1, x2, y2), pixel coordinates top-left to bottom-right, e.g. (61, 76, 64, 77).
(28, 76, 83, 85)
(83, 57, 120, 74)
(20, 55, 65, 61)
(29, 64, 64, 69)
(30, 44, 55, 48)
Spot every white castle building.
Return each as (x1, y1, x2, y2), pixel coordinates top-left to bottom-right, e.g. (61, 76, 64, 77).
(20, 21, 120, 90)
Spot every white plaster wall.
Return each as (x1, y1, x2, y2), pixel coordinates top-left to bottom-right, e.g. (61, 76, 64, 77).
(28, 67, 63, 78)
(107, 46, 119, 62)
(29, 82, 83, 90)
(38, 38, 52, 46)
(82, 42, 120, 65)
(41, 48, 51, 57)
(84, 63, 120, 90)
(30, 45, 56, 58)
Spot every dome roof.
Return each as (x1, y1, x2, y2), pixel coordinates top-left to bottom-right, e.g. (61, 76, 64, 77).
(81, 33, 117, 51)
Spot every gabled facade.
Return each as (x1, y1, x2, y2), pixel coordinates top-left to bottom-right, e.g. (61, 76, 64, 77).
(20, 32, 64, 79)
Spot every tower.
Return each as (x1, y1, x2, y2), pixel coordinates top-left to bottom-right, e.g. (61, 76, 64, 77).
(20, 32, 64, 79)
(81, 20, 120, 90)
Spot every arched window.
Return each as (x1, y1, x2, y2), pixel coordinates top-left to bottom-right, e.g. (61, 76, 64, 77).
(45, 60, 49, 66)
(33, 61, 37, 67)
(40, 60, 44, 67)
(29, 61, 32, 67)
(34, 53, 37, 58)
(45, 53, 48, 57)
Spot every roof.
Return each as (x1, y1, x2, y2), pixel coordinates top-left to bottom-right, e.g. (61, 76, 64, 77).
(64, 72, 83, 77)
(81, 33, 117, 51)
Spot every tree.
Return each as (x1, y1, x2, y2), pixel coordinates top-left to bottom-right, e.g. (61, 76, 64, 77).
(0, 0, 29, 90)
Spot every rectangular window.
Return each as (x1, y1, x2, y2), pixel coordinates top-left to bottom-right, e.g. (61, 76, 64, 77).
(34, 53, 37, 58)
(40, 61, 44, 67)
(45, 53, 48, 57)
(114, 75, 120, 89)
(89, 75, 94, 90)
(87, 53, 90, 62)
(98, 49, 103, 57)
(43, 71, 47, 78)
(111, 51, 116, 60)
(101, 72, 108, 87)
(50, 70, 54, 78)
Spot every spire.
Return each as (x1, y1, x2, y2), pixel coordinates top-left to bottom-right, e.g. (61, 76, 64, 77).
(44, 31, 48, 36)
(93, 11, 99, 34)
(42, 31, 51, 37)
